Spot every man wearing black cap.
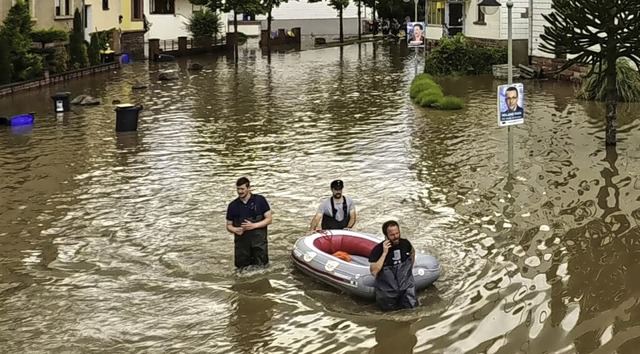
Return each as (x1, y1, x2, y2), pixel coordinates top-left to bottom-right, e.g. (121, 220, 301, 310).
(308, 179, 357, 234)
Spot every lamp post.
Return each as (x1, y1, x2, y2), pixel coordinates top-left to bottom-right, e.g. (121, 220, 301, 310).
(403, 0, 420, 76)
(480, 0, 514, 176)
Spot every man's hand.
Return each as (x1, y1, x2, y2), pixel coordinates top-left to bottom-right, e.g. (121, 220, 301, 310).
(241, 219, 256, 231)
(235, 227, 244, 235)
(382, 240, 391, 254)
(308, 229, 317, 235)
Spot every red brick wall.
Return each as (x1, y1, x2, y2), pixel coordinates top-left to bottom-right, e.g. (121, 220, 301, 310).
(0, 62, 121, 97)
(531, 56, 590, 82)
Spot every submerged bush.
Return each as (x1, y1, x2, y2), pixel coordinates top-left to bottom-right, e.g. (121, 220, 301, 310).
(410, 80, 440, 99)
(417, 89, 444, 107)
(425, 34, 506, 76)
(412, 73, 434, 83)
(437, 96, 465, 110)
(576, 60, 640, 102)
(409, 76, 464, 110)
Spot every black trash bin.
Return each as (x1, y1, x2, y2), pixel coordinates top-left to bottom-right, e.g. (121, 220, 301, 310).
(100, 50, 116, 63)
(115, 104, 143, 132)
(51, 92, 71, 113)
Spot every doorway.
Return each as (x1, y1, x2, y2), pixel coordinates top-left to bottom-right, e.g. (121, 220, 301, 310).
(447, 2, 464, 36)
(84, 4, 93, 42)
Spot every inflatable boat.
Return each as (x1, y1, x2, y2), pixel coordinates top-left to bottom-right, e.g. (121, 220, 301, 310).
(291, 230, 440, 299)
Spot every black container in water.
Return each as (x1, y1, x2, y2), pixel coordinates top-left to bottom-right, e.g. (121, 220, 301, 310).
(115, 104, 143, 132)
(51, 92, 71, 113)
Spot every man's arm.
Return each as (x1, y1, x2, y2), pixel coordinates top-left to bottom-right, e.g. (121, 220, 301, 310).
(242, 210, 273, 230)
(309, 212, 323, 234)
(370, 241, 390, 276)
(346, 208, 356, 229)
(411, 247, 416, 266)
(227, 220, 243, 235)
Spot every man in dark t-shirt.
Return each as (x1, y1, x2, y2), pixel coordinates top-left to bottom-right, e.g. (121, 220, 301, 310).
(369, 220, 418, 311)
(226, 177, 273, 270)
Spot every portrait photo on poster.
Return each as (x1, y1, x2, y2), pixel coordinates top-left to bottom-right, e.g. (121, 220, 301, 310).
(407, 22, 426, 48)
(497, 83, 525, 126)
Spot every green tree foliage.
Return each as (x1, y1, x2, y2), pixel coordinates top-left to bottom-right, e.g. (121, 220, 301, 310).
(576, 60, 640, 102)
(88, 33, 101, 66)
(361, 0, 416, 22)
(540, 0, 640, 146)
(187, 10, 222, 41)
(31, 28, 69, 48)
(69, 8, 88, 69)
(190, 0, 264, 35)
(55, 47, 69, 73)
(0, 0, 43, 81)
(424, 34, 506, 76)
(0, 35, 11, 85)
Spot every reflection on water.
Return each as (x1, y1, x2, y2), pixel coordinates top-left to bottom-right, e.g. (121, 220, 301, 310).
(371, 321, 418, 354)
(3, 41, 640, 353)
(227, 278, 276, 353)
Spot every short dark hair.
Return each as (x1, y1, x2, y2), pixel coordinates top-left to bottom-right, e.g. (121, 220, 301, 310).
(236, 177, 250, 187)
(413, 24, 423, 30)
(506, 86, 518, 96)
(382, 220, 400, 237)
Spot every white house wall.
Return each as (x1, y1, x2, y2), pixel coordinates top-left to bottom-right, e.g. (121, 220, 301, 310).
(530, 0, 552, 58)
(464, 3, 500, 39)
(426, 24, 443, 40)
(255, 1, 369, 20)
(84, 0, 121, 35)
(498, 0, 529, 40)
(247, 1, 374, 36)
(145, 0, 193, 40)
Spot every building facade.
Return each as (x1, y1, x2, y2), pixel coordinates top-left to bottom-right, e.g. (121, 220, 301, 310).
(119, 0, 146, 58)
(0, 0, 82, 31)
(251, 1, 374, 36)
(83, 0, 122, 42)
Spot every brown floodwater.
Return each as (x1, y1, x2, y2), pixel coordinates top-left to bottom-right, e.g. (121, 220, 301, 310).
(2, 42, 640, 353)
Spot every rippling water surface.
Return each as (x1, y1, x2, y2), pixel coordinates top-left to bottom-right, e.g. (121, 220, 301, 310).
(3, 42, 640, 353)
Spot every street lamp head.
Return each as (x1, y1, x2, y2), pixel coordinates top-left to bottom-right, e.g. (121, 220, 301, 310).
(479, 0, 501, 15)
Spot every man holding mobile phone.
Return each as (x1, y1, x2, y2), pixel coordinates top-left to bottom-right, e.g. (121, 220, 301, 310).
(369, 220, 418, 311)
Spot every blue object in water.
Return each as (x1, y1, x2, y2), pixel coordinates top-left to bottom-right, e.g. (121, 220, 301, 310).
(11, 125, 33, 135)
(121, 53, 130, 64)
(0, 113, 34, 126)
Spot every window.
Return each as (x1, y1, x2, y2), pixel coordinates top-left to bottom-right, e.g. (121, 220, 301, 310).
(102, 0, 109, 10)
(427, 1, 445, 25)
(192, 4, 203, 13)
(151, 0, 175, 14)
(132, 0, 143, 20)
(54, 0, 70, 16)
(475, 6, 485, 24)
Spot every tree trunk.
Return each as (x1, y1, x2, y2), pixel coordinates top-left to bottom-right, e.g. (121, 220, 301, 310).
(233, 10, 238, 34)
(605, 59, 617, 146)
(339, 8, 344, 43)
(357, 1, 361, 41)
(233, 10, 239, 61)
(267, 8, 272, 52)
